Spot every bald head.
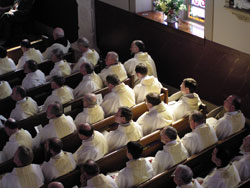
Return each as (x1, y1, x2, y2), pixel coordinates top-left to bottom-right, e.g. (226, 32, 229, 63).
(83, 93, 97, 107)
(77, 123, 94, 139)
(48, 182, 64, 188)
(242, 135, 250, 152)
(53, 27, 65, 40)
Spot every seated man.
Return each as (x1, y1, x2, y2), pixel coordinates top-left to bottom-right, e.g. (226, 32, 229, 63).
(22, 60, 46, 90)
(133, 63, 162, 103)
(10, 85, 38, 121)
(0, 80, 12, 99)
(168, 78, 202, 121)
(151, 126, 188, 175)
(72, 37, 100, 73)
(200, 146, 241, 188)
(98, 51, 127, 85)
(105, 107, 142, 152)
(0, 118, 32, 163)
(124, 40, 157, 85)
(74, 93, 104, 126)
(207, 95, 245, 140)
(0, 46, 16, 75)
(42, 75, 74, 111)
(46, 48, 71, 81)
(43, 27, 71, 60)
(136, 93, 173, 136)
(173, 164, 203, 188)
(0, 146, 44, 188)
(181, 111, 218, 156)
(17, 39, 43, 69)
(233, 135, 250, 182)
(73, 123, 108, 165)
(115, 141, 154, 188)
(33, 102, 76, 149)
(41, 137, 76, 183)
(80, 160, 118, 188)
(101, 74, 135, 116)
(73, 61, 103, 98)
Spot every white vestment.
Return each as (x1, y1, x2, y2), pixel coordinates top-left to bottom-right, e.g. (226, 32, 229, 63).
(72, 49, 100, 73)
(0, 164, 44, 188)
(22, 70, 46, 90)
(84, 174, 118, 188)
(46, 60, 71, 81)
(115, 158, 154, 188)
(0, 57, 16, 75)
(32, 114, 76, 148)
(105, 121, 142, 152)
(98, 63, 128, 85)
(43, 40, 71, 60)
(168, 91, 202, 121)
(17, 48, 43, 69)
(181, 123, 218, 156)
(42, 85, 74, 111)
(206, 111, 245, 140)
(134, 75, 162, 103)
(73, 73, 103, 98)
(73, 131, 108, 165)
(0, 81, 12, 99)
(0, 129, 32, 163)
(152, 140, 188, 174)
(202, 164, 241, 188)
(233, 152, 250, 182)
(74, 105, 105, 126)
(124, 52, 158, 85)
(41, 151, 76, 182)
(137, 102, 174, 136)
(176, 179, 203, 188)
(10, 97, 38, 121)
(101, 83, 135, 116)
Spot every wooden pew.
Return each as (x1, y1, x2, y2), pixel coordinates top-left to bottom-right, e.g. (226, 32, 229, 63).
(237, 178, 250, 188)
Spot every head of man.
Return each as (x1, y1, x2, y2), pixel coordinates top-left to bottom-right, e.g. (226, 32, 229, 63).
(135, 63, 148, 79)
(241, 135, 250, 153)
(130, 40, 145, 55)
(115, 107, 133, 124)
(51, 48, 64, 62)
(83, 93, 97, 108)
(11, 86, 26, 101)
(106, 74, 120, 91)
(126, 141, 143, 160)
(105, 51, 118, 66)
(20, 39, 31, 52)
(0, 46, 7, 58)
(81, 159, 100, 184)
(53, 27, 65, 40)
(189, 110, 205, 130)
(223, 95, 241, 112)
(45, 137, 63, 157)
(24, 59, 38, 74)
(211, 145, 231, 168)
(51, 75, 65, 89)
(4, 118, 18, 136)
(77, 123, 94, 141)
(173, 164, 193, 186)
(80, 61, 94, 76)
(160, 126, 177, 145)
(46, 102, 63, 119)
(77, 37, 89, 53)
(180, 78, 197, 95)
(145, 92, 161, 110)
(14, 146, 33, 167)
(48, 182, 64, 188)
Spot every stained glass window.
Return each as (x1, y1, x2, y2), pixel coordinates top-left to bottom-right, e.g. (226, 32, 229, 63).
(188, 0, 205, 23)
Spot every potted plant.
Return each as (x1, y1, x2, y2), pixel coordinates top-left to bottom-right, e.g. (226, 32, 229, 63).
(154, 0, 186, 23)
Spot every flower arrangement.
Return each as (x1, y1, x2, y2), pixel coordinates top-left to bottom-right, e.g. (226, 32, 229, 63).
(154, 0, 186, 21)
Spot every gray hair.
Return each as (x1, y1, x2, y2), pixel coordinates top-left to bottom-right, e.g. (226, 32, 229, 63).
(53, 27, 65, 39)
(84, 93, 97, 107)
(107, 51, 119, 64)
(176, 164, 193, 185)
(77, 37, 89, 48)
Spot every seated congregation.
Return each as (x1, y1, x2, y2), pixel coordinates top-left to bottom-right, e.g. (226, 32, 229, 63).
(0, 32, 248, 188)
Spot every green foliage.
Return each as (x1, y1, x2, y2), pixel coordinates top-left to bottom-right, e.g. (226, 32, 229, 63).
(155, 0, 186, 17)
